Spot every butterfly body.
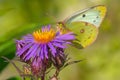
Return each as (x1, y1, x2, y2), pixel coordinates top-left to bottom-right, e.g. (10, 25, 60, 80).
(57, 5, 107, 48)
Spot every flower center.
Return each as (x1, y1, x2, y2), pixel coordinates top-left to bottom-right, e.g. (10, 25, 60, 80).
(33, 28, 56, 44)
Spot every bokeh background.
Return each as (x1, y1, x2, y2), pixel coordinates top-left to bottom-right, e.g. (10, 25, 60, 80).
(0, 0, 120, 80)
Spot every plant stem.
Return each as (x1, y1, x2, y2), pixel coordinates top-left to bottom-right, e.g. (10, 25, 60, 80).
(41, 74, 45, 80)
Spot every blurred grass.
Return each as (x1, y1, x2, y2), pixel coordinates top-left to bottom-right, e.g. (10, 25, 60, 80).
(0, 0, 120, 80)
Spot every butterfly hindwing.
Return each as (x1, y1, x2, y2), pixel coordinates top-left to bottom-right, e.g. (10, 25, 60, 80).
(66, 21, 98, 48)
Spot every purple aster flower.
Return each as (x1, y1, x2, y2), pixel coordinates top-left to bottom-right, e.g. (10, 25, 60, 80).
(16, 25, 75, 62)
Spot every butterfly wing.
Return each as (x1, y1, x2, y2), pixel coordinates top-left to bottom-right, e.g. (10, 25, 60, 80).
(65, 5, 107, 28)
(66, 22, 98, 48)
(63, 5, 107, 48)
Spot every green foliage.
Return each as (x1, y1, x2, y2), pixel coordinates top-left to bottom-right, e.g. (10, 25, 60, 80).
(7, 77, 21, 80)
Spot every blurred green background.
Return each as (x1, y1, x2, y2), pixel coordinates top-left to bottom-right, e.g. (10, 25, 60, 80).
(0, 0, 120, 80)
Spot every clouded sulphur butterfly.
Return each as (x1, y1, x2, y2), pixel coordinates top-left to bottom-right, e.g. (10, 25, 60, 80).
(57, 5, 107, 49)
(57, 5, 107, 48)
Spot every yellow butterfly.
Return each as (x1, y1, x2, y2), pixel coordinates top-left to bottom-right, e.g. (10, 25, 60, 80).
(57, 5, 107, 48)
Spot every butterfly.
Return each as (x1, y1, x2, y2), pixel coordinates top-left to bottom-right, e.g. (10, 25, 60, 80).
(57, 5, 107, 49)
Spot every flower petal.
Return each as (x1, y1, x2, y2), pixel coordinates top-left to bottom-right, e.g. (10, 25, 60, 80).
(23, 35, 34, 43)
(56, 32, 75, 40)
(48, 42, 56, 57)
(44, 44, 48, 59)
(24, 44, 39, 60)
(17, 43, 33, 56)
(16, 40, 25, 52)
(40, 45, 44, 59)
(52, 42, 66, 48)
(53, 39, 65, 43)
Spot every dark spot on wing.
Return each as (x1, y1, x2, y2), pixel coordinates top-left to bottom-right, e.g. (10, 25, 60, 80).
(80, 29, 85, 33)
(82, 14, 86, 17)
(96, 16, 99, 18)
(93, 20, 96, 22)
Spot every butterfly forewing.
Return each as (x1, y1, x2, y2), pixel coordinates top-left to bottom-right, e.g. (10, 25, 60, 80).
(65, 5, 107, 28)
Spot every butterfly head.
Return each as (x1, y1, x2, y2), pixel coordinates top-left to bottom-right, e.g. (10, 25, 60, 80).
(57, 22, 70, 34)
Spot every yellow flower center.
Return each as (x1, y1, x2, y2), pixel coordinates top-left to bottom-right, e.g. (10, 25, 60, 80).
(33, 28, 56, 44)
